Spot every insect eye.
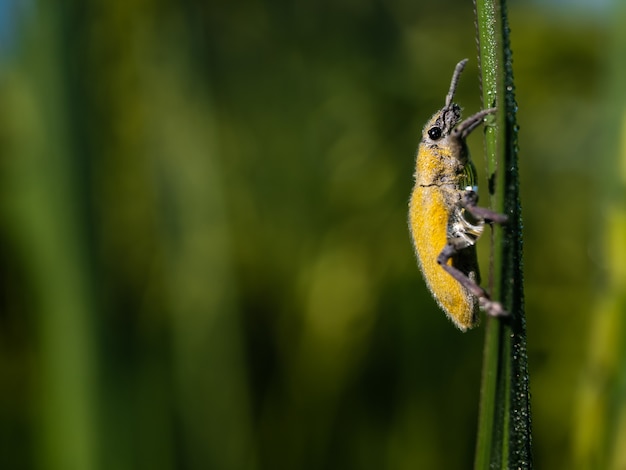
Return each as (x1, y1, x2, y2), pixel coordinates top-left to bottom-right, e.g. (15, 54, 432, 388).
(428, 127, 442, 140)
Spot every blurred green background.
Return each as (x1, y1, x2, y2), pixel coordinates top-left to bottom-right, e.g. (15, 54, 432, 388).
(0, 0, 621, 469)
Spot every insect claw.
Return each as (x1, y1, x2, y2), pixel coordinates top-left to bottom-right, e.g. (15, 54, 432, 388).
(479, 298, 509, 318)
(490, 213, 509, 224)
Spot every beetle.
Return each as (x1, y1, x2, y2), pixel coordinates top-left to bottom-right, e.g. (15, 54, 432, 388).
(408, 59, 508, 331)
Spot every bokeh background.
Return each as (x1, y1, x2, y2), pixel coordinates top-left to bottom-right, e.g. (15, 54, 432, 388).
(0, 0, 622, 469)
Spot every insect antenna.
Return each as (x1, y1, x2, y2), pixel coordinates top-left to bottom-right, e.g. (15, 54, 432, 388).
(445, 58, 468, 108)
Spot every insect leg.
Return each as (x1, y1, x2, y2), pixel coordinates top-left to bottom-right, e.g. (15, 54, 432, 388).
(437, 244, 507, 318)
(453, 108, 497, 139)
(461, 189, 508, 224)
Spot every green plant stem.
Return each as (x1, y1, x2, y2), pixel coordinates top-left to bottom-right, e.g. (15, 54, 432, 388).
(473, 0, 532, 468)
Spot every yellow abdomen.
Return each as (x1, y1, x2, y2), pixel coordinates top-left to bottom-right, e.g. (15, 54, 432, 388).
(409, 186, 477, 331)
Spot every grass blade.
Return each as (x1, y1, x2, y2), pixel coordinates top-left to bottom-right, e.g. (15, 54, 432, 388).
(473, 0, 533, 467)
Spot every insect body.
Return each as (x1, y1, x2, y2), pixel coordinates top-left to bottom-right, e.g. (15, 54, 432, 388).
(409, 59, 507, 331)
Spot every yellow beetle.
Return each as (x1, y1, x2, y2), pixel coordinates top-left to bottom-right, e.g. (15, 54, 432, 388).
(409, 59, 507, 331)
